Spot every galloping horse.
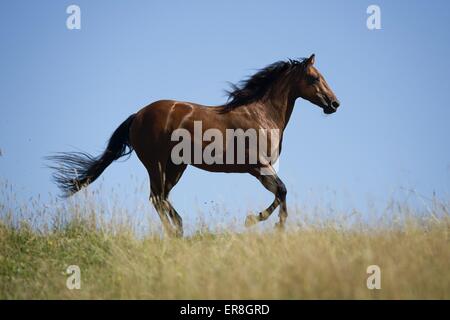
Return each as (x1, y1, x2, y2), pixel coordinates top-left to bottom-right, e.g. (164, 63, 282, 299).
(48, 54, 340, 236)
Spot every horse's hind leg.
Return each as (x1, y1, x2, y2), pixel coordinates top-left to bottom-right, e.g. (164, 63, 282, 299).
(162, 162, 187, 237)
(150, 192, 177, 237)
(245, 167, 287, 228)
(147, 163, 178, 237)
(148, 160, 186, 237)
(164, 200, 183, 237)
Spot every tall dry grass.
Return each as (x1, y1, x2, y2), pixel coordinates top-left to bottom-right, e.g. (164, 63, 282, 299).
(0, 182, 449, 299)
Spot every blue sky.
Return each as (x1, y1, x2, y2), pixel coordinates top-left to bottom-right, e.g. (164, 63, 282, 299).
(1, 1, 449, 225)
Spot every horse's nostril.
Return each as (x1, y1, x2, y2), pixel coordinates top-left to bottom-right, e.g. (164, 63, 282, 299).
(331, 100, 340, 109)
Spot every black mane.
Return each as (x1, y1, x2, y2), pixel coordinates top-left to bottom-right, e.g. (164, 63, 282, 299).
(221, 58, 307, 111)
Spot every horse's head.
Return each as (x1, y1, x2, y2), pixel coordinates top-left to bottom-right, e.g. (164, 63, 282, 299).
(298, 54, 340, 114)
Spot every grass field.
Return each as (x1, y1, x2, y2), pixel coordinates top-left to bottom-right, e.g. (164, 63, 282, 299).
(0, 189, 449, 299)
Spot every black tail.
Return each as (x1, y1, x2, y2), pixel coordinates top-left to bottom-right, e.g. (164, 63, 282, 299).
(47, 114, 136, 197)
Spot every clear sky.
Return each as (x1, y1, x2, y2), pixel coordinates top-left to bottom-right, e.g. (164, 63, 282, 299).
(1, 1, 449, 226)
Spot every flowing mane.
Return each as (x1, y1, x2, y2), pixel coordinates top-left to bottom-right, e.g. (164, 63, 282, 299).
(220, 58, 308, 112)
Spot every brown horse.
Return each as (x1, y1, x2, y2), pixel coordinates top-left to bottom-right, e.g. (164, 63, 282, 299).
(48, 54, 340, 236)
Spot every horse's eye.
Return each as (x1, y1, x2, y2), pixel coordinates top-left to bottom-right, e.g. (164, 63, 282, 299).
(307, 76, 320, 85)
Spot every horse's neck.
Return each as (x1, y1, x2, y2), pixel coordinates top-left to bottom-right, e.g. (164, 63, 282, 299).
(279, 96, 297, 129)
(256, 91, 297, 131)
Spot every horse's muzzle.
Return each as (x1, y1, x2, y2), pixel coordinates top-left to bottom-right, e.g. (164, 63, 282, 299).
(323, 100, 340, 114)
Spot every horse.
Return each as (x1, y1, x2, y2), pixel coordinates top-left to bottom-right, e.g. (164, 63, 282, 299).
(47, 54, 340, 237)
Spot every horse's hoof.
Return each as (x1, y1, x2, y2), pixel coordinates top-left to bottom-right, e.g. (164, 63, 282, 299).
(274, 222, 285, 231)
(175, 230, 183, 238)
(164, 227, 183, 238)
(245, 214, 259, 227)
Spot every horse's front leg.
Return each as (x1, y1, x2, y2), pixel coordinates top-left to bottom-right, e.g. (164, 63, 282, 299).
(245, 167, 287, 228)
(275, 201, 287, 230)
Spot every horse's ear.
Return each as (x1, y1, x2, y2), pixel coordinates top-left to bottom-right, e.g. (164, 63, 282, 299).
(306, 54, 315, 66)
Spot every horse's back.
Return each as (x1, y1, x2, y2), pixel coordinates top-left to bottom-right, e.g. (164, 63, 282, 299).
(130, 99, 210, 160)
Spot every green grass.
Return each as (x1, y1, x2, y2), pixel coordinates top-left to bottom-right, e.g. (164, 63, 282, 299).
(1, 201, 449, 299)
